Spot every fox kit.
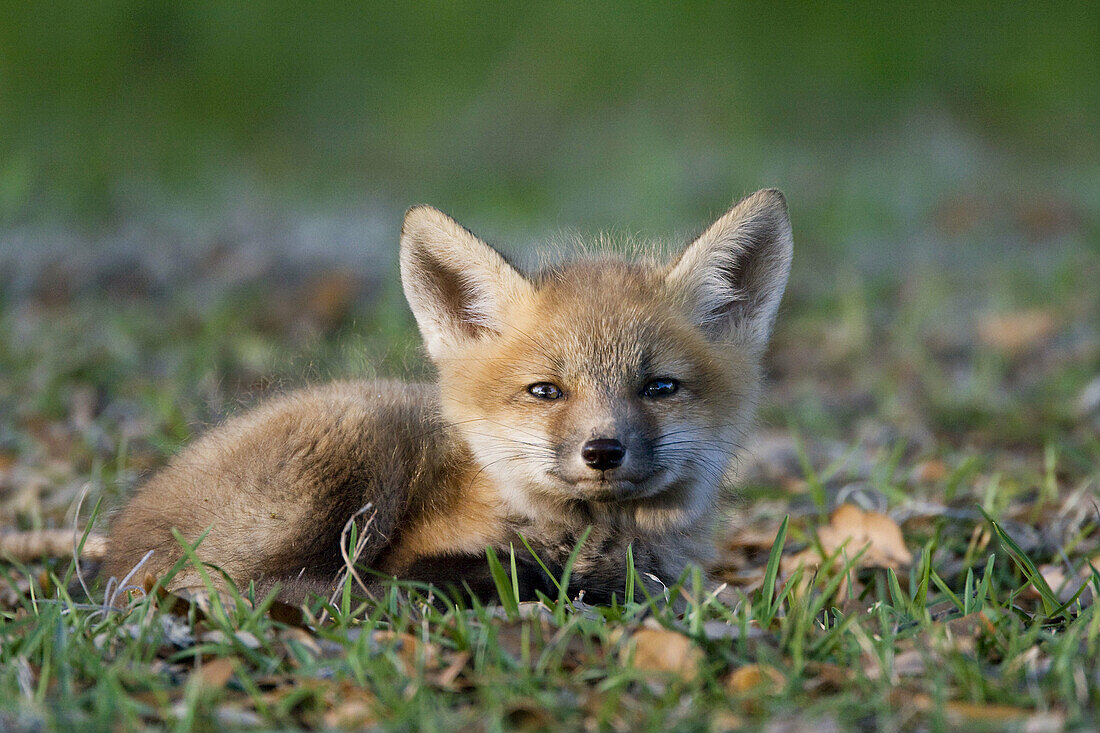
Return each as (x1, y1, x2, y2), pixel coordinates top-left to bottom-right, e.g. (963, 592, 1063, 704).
(104, 189, 793, 605)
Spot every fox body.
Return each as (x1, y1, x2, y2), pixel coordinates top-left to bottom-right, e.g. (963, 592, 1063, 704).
(104, 189, 793, 604)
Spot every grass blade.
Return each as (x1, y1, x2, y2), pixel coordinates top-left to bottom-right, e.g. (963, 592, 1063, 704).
(485, 545, 519, 618)
(761, 515, 789, 621)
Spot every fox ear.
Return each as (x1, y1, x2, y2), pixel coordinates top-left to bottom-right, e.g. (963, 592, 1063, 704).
(666, 189, 793, 350)
(400, 205, 530, 360)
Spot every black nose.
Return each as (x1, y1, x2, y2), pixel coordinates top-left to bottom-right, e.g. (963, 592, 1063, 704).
(581, 438, 625, 471)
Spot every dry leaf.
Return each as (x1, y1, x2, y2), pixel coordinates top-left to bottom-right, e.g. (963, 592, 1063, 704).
(943, 701, 1036, 724)
(323, 698, 376, 729)
(194, 656, 236, 688)
(945, 612, 995, 640)
(913, 459, 948, 483)
(624, 628, 703, 680)
(801, 662, 851, 693)
(432, 650, 471, 690)
(267, 599, 308, 628)
(816, 504, 911, 569)
(783, 503, 911, 581)
(504, 700, 556, 731)
(200, 629, 262, 650)
(724, 527, 783, 551)
(977, 309, 1055, 353)
(322, 682, 378, 729)
(710, 711, 746, 732)
(1028, 561, 1097, 605)
(304, 270, 358, 329)
(372, 630, 439, 673)
(726, 664, 783, 693)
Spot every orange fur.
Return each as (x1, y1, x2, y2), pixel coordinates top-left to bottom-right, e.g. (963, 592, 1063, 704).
(105, 190, 793, 604)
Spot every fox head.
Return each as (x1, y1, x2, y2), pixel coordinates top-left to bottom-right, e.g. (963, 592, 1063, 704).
(400, 190, 792, 532)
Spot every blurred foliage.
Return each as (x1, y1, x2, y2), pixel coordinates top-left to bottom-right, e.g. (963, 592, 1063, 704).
(1, 2, 1097, 228)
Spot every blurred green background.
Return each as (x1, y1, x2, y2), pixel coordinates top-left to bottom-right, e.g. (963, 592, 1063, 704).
(0, 2, 1097, 447)
(2, 2, 1097, 241)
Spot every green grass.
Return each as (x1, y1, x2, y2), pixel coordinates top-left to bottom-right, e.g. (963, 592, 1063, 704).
(1, 243, 1097, 728)
(1, 512, 1097, 729)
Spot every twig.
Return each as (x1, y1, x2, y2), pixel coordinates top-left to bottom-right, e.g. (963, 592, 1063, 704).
(72, 481, 96, 601)
(318, 503, 376, 625)
(0, 529, 108, 563)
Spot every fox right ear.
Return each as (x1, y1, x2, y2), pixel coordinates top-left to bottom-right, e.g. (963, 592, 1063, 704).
(666, 189, 793, 351)
(400, 206, 531, 360)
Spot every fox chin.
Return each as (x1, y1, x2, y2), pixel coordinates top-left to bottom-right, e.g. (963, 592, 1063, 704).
(103, 189, 794, 606)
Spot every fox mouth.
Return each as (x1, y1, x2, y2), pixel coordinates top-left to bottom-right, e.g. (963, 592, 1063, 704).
(566, 473, 666, 502)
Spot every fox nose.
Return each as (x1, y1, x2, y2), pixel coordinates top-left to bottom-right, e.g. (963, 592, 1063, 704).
(581, 438, 625, 471)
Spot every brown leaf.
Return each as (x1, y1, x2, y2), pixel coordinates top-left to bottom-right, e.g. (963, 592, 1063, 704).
(624, 628, 703, 680)
(977, 309, 1056, 354)
(503, 700, 555, 731)
(267, 599, 308, 628)
(304, 270, 359, 330)
(913, 459, 948, 483)
(147, 579, 209, 621)
(816, 503, 911, 570)
(372, 630, 440, 673)
(801, 662, 851, 693)
(322, 682, 378, 729)
(726, 664, 784, 693)
(194, 656, 236, 689)
(324, 699, 376, 729)
(943, 701, 1038, 724)
(725, 527, 783, 551)
(432, 650, 471, 690)
(945, 612, 996, 640)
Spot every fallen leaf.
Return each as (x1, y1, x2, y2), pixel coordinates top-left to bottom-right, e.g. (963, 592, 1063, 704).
(267, 599, 308, 628)
(194, 656, 237, 688)
(200, 630, 262, 650)
(323, 698, 376, 729)
(784, 504, 912, 581)
(977, 309, 1055, 354)
(624, 628, 703, 680)
(304, 270, 359, 330)
(944, 612, 995, 639)
(372, 630, 439, 673)
(503, 700, 555, 731)
(913, 459, 948, 483)
(726, 664, 784, 693)
(432, 650, 471, 689)
(322, 682, 378, 729)
(801, 662, 851, 693)
(817, 504, 912, 569)
(891, 649, 926, 677)
(1028, 561, 1098, 605)
(944, 701, 1035, 724)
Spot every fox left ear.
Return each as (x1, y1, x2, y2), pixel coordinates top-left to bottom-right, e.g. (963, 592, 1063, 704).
(400, 205, 531, 361)
(666, 189, 793, 350)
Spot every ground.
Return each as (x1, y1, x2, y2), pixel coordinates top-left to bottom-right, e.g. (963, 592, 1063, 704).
(0, 182, 1097, 729)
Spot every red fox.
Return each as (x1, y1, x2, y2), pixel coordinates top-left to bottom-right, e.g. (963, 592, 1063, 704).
(103, 189, 793, 605)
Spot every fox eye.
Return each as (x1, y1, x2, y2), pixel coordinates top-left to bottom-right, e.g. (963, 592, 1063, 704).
(642, 378, 679, 398)
(528, 382, 562, 400)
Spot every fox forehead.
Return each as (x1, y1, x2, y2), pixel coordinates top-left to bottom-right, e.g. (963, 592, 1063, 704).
(462, 258, 744, 392)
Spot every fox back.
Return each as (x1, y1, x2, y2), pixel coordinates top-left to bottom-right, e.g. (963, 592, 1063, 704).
(104, 189, 793, 604)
